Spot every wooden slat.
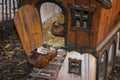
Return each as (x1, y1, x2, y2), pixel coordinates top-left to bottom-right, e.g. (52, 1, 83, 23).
(13, 0, 15, 15)
(9, 0, 11, 19)
(14, 5, 43, 54)
(2, 0, 4, 21)
(5, 0, 8, 20)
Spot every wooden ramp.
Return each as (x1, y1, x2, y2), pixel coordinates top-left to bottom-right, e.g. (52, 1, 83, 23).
(14, 5, 43, 54)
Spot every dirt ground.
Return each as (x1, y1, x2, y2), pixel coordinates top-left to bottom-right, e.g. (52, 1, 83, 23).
(108, 57, 120, 80)
(0, 26, 120, 80)
(0, 29, 32, 80)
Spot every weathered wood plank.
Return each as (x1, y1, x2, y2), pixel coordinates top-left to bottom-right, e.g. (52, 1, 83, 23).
(14, 5, 43, 54)
(57, 52, 96, 80)
(116, 31, 120, 57)
(96, 0, 120, 46)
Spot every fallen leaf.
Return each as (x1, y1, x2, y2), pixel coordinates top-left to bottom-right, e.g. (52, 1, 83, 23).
(5, 44, 10, 49)
(8, 51, 14, 55)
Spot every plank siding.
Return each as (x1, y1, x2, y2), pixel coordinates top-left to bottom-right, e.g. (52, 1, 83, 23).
(65, 0, 119, 48)
(96, 0, 120, 46)
(66, 0, 101, 48)
(116, 32, 120, 56)
(57, 52, 96, 80)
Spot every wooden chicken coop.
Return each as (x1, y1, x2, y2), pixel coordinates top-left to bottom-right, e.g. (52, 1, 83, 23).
(1, 0, 119, 80)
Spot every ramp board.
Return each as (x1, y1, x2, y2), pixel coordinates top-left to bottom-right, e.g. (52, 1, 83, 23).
(29, 49, 67, 80)
(14, 5, 43, 54)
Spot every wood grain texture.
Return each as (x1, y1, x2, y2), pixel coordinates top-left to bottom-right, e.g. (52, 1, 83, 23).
(14, 5, 43, 54)
(74, 0, 90, 5)
(23, 0, 38, 5)
(96, 0, 120, 46)
(66, 0, 101, 48)
(66, 0, 119, 48)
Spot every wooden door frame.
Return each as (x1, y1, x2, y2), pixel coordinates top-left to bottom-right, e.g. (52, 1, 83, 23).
(35, 0, 68, 47)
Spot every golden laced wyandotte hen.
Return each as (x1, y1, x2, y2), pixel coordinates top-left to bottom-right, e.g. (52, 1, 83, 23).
(27, 49, 57, 68)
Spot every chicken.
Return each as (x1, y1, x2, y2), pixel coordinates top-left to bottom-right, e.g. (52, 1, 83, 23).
(51, 21, 64, 37)
(27, 50, 57, 69)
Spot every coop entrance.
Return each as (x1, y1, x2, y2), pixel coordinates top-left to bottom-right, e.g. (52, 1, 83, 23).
(39, 2, 67, 47)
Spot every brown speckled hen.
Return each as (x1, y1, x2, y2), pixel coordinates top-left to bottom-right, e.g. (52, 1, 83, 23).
(27, 50, 57, 69)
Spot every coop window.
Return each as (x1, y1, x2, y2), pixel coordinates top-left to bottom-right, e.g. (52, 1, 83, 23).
(68, 58, 82, 75)
(68, 3, 96, 30)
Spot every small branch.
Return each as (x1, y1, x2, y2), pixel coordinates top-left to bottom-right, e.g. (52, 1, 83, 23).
(16, 60, 27, 66)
